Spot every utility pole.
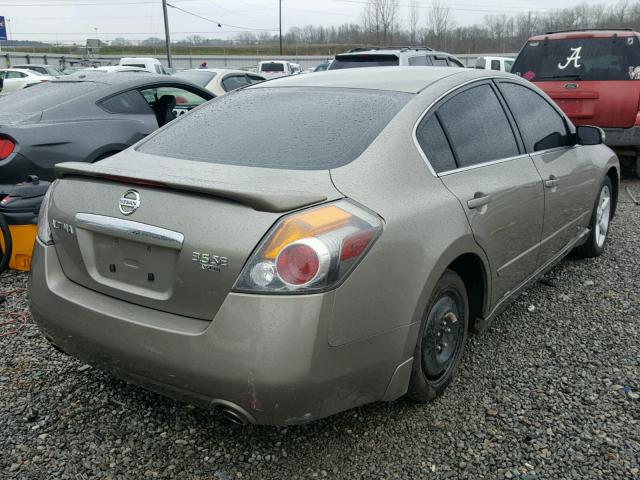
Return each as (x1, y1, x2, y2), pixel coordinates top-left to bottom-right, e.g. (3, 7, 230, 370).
(279, 0, 282, 56)
(162, 0, 173, 68)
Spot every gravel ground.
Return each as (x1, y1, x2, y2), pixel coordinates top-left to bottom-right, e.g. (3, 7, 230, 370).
(1, 180, 639, 480)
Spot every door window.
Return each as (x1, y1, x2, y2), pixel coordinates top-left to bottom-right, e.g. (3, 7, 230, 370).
(6, 71, 25, 79)
(415, 114, 457, 173)
(491, 60, 501, 70)
(431, 56, 448, 66)
(448, 57, 464, 67)
(437, 83, 520, 168)
(499, 82, 569, 152)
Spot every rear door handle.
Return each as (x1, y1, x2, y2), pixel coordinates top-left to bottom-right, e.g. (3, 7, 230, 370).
(467, 192, 491, 210)
(545, 175, 559, 188)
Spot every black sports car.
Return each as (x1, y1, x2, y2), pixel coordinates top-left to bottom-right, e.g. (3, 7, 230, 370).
(0, 71, 214, 183)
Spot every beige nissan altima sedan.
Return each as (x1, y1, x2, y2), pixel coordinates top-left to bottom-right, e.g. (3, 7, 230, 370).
(29, 67, 619, 425)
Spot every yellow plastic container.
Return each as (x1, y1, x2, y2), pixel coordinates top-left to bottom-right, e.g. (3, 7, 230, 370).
(0, 224, 37, 272)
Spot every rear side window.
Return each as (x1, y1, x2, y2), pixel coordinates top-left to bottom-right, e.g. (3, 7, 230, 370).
(500, 82, 569, 152)
(448, 57, 464, 67)
(512, 37, 640, 81)
(409, 56, 429, 66)
(260, 63, 285, 72)
(138, 87, 411, 170)
(99, 89, 153, 115)
(221, 74, 249, 92)
(247, 75, 264, 84)
(329, 54, 399, 69)
(437, 84, 519, 167)
(431, 57, 448, 66)
(416, 114, 457, 173)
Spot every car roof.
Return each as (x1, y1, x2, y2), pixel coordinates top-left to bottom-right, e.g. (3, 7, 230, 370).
(530, 29, 638, 41)
(53, 72, 180, 89)
(1, 68, 37, 73)
(250, 66, 499, 93)
(12, 64, 54, 67)
(179, 68, 261, 75)
(335, 48, 452, 57)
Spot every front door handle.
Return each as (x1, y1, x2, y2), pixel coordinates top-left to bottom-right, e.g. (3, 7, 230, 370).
(545, 175, 559, 188)
(467, 192, 491, 210)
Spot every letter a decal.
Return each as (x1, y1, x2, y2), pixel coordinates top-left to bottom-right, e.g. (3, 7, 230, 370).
(558, 47, 582, 69)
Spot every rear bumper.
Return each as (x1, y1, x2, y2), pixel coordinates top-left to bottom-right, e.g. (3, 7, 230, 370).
(29, 240, 413, 425)
(603, 126, 640, 148)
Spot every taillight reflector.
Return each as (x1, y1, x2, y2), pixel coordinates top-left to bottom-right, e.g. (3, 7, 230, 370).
(0, 139, 15, 160)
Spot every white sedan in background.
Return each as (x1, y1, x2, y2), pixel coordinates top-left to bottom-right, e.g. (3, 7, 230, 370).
(173, 68, 266, 96)
(0, 68, 56, 94)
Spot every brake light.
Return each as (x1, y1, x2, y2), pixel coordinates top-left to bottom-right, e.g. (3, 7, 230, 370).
(101, 174, 165, 188)
(234, 200, 383, 293)
(0, 138, 15, 160)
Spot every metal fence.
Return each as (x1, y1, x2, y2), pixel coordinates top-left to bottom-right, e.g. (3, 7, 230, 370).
(0, 52, 517, 71)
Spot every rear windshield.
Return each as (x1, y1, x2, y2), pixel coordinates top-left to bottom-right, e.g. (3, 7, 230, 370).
(329, 54, 399, 70)
(512, 36, 640, 81)
(122, 63, 146, 68)
(138, 87, 411, 170)
(0, 81, 98, 112)
(173, 70, 217, 87)
(260, 63, 285, 72)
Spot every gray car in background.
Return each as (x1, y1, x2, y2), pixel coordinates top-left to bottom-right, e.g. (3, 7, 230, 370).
(0, 72, 213, 184)
(29, 67, 619, 425)
(328, 46, 465, 69)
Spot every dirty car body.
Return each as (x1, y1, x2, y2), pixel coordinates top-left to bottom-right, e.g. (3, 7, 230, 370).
(29, 67, 619, 425)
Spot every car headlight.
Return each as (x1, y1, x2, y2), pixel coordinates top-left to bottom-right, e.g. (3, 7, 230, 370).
(36, 180, 58, 245)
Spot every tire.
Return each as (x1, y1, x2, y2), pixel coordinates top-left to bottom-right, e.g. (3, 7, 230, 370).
(574, 176, 613, 258)
(407, 269, 469, 402)
(0, 212, 12, 274)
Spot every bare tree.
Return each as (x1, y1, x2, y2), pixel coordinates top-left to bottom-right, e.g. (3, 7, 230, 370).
(363, 0, 399, 45)
(427, 0, 453, 50)
(408, 0, 419, 45)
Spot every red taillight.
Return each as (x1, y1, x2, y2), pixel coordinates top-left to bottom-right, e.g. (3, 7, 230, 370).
(276, 242, 320, 286)
(0, 138, 15, 160)
(234, 200, 383, 294)
(340, 229, 376, 261)
(40, 80, 49, 83)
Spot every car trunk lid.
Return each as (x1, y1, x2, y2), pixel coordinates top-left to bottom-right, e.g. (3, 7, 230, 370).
(49, 152, 342, 320)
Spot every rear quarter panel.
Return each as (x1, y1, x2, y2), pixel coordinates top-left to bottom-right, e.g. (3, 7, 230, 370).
(328, 85, 490, 351)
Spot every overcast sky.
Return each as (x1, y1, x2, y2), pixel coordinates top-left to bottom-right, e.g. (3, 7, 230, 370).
(0, 0, 628, 43)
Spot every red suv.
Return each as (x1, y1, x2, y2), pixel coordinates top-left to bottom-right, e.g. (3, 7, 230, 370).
(512, 29, 640, 177)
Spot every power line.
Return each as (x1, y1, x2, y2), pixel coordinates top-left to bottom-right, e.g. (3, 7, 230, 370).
(166, 2, 277, 31)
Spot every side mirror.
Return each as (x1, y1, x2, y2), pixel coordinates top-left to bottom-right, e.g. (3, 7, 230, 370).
(576, 125, 605, 146)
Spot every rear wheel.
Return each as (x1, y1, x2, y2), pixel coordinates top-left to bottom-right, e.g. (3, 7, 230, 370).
(574, 177, 613, 258)
(407, 269, 468, 402)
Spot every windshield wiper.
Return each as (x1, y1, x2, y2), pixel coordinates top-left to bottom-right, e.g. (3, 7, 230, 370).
(536, 74, 582, 81)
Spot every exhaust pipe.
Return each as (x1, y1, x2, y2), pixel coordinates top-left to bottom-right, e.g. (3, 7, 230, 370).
(219, 407, 249, 425)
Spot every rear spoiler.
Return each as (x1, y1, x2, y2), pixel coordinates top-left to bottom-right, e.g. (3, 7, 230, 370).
(55, 162, 327, 213)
